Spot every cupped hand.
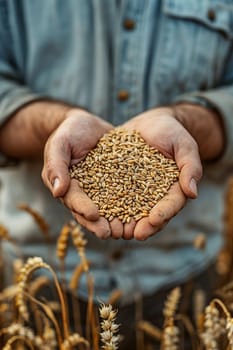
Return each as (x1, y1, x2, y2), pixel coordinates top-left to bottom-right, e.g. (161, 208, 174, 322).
(42, 109, 119, 239)
(121, 107, 203, 240)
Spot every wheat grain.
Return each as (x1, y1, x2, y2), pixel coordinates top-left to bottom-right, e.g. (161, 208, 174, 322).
(70, 129, 179, 223)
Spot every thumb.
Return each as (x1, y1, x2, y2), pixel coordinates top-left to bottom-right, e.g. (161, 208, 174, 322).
(175, 138, 203, 199)
(42, 136, 71, 198)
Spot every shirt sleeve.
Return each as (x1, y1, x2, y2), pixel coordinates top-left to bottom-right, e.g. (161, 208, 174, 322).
(0, 0, 46, 166)
(173, 46, 233, 171)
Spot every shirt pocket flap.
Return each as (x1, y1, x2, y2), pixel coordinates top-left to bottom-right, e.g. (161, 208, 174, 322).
(163, 0, 233, 39)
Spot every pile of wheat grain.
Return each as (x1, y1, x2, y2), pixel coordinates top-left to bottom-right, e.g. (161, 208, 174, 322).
(69, 128, 179, 223)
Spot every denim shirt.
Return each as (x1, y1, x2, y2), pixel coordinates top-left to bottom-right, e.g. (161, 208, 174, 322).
(0, 0, 233, 303)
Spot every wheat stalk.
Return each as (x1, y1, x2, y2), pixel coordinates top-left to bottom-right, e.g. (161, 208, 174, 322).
(18, 203, 50, 242)
(106, 289, 122, 306)
(28, 276, 50, 297)
(69, 262, 89, 291)
(137, 320, 162, 341)
(193, 289, 206, 333)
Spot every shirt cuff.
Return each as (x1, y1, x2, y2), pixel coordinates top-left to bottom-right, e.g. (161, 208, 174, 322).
(173, 88, 233, 172)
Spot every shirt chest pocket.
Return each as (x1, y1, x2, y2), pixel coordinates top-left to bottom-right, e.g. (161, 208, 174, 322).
(154, 0, 233, 102)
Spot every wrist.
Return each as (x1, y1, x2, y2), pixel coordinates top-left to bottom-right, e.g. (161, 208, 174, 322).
(34, 103, 91, 142)
(0, 100, 89, 159)
(171, 103, 225, 160)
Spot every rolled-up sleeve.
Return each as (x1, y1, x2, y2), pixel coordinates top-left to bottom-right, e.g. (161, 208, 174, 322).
(0, 0, 46, 123)
(0, 0, 45, 165)
(173, 47, 233, 170)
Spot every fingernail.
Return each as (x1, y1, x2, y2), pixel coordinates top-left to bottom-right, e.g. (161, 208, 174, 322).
(189, 178, 198, 196)
(52, 177, 60, 190)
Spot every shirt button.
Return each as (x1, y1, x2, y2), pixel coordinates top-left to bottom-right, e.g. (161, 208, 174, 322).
(207, 9, 216, 21)
(200, 81, 208, 91)
(123, 18, 135, 30)
(117, 90, 130, 101)
(111, 249, 123, 260)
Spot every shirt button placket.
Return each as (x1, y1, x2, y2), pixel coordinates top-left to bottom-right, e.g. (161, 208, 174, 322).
(116, 17, 136, 104)
(115, 17, 136, 110)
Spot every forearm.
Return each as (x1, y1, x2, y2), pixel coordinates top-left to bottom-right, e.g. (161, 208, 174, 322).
(172, 103, 225, 161)
(0, 100, 72, 159)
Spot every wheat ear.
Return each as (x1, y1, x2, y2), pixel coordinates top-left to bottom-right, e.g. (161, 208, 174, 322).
(70, 222, 88, 271)
(3, 335, 35, 350)
(16, 257, 70, 341)
(162, 287, 181, 350)
(62, 333, 90, 349)
(99, 303, 120, 350)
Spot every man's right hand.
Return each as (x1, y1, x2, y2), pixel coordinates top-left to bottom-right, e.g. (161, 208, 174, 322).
(42, 109, 115, 239)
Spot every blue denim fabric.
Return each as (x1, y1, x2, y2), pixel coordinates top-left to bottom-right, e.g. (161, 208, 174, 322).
(0, 0, 232, 303)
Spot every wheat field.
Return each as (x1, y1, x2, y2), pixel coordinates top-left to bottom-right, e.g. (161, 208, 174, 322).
(0, 177, 233, 349)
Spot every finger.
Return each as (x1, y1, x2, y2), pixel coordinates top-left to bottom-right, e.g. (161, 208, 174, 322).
(123, 219, 136, 240)
(42, 135, 71, 198)
(63, 179, 99, 221)
(133, 217, 156, 240)
(109, 218, 124, 239)
(72, 212, 111, 239)
(148, 182, 186, 227)
(175, 137, 202, 199)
